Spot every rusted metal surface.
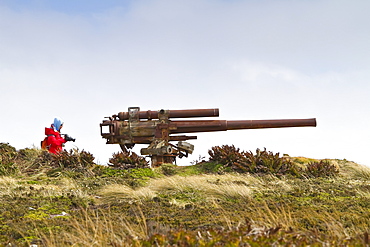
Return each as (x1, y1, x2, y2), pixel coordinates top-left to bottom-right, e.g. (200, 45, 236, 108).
(116, 108, 219, 120)
(170, 119, 317, 133)
(100, 107, 317, 167)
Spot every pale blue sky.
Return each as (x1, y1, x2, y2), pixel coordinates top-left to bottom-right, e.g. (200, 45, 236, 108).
(1, 0, 369, 166)
(1, 0, 131, 14)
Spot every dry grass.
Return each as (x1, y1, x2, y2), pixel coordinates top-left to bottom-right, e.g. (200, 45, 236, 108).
(1, 150, 369, 246)
(348, 163, 370, 180)
(150, 174, 261, 197)
(247, 200, 296, 229)
(0, 176, 20, 197)
(34, 205, 159, 247)
(336, 159, 370, 179)
(98, 184, 157, 204)
(97, 174, 264, 206)
(0, 176, 92, 200)
(27, 191, 368, 246)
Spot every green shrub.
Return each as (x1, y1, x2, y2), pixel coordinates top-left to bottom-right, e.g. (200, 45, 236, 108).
(1, 144, 98, 177)
(108, 151, 149, 169)
(0, 143, 18, 175)
(51, 149, 95, 169)
(44, 149, 96, 178)
(208, 145, 249, 172)
(208, 145, 302, 177)
(0, 142, 16, 154)
(15, 148, 47, 174)
(17, 148, 40, 161)
(305, 160, 339, 178)
(246, 148, 302, 176)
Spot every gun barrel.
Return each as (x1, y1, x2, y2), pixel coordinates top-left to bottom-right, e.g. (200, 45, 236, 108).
(117, 108, 219, 120)
(171, 118, 317, 134)
(101, 106, 317, 166)
(226, 118, 317, 130)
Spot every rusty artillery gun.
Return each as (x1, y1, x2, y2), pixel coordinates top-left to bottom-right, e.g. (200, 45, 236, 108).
(100, 107, 316, 167)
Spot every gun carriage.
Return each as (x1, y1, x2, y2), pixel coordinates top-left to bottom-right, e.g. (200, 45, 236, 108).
(100, 107, 316, 166)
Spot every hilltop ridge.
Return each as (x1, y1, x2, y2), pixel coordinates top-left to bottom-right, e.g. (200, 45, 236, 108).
(0, 143, 369, 246)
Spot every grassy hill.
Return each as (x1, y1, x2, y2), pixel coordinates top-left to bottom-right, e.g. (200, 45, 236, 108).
(0, 143, 369, 246)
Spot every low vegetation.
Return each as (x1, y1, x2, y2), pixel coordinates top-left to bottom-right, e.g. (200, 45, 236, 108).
(0, 143, 369, 246)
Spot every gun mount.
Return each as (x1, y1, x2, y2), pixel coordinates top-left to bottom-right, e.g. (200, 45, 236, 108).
(100, 107, 316, 167)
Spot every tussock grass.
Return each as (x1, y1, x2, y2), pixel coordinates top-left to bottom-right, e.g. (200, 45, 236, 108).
(147, 174, 261, 198)
(347, 163, 370, 180)
(336, 159, 370, 179)
(98, 174, 263, 205)
(0, 176, 21, 197)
